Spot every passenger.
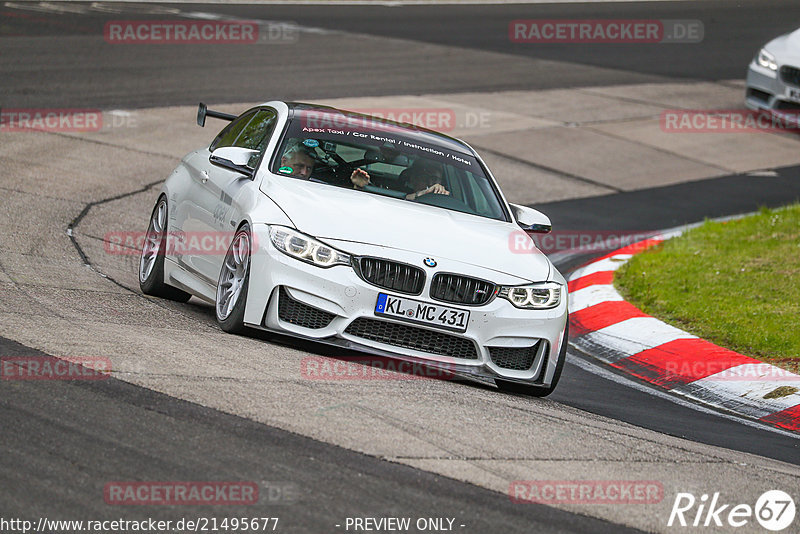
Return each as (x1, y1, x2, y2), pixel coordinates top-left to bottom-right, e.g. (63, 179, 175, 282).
(350, 160, 450, 199)
(280, 142, 448, 199)
(402, 160, 450, 200)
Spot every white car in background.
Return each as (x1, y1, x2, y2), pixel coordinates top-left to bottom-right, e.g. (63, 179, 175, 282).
(138, 102, 568, 396)
(746, 27, 800, 118)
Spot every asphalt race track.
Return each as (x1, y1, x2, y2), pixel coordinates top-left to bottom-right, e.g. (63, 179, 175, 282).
(6, 0, 800, 109)
(2, 2, 800, 533)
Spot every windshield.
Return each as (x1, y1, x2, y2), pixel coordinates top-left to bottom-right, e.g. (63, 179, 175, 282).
(270, 108, 508, 221)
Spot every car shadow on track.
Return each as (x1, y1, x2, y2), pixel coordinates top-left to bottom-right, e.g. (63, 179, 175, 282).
(183, 295, 497, 391)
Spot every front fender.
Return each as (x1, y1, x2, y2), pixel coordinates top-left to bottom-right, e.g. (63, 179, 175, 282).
(241, 194, 295, 325)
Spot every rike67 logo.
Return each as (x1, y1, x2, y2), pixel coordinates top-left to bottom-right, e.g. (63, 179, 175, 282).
(668, 490, 796, 531)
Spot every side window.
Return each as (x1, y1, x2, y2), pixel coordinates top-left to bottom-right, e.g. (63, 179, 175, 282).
(210, 110, 257, 152)
(464, 171, 502, 219)
(210, 108, 278, 168)
(446, 167, 467, 204)
(236, 109, 277, 152)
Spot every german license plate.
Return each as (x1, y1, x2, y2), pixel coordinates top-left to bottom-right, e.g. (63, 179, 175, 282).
(785, 86, 800, 103)
(375, 293, 469, 332)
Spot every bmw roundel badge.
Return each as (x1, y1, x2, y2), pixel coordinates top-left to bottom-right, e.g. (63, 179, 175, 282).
(423, 258, 437, 268)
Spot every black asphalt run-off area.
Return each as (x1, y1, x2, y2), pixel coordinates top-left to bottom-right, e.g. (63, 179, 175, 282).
(2, 1, 800, 532)
(3, 0, 800, 108)
(0, 338, 635, 534)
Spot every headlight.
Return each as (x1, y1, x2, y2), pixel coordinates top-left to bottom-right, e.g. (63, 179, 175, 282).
(497, 282, 562, 309)
(757, 48, 778, 71)
(269, 226, 351, 268)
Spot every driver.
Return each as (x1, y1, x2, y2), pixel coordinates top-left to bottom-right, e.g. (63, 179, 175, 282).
(279, 141, 372, 189)
(279, 143, 316, 180)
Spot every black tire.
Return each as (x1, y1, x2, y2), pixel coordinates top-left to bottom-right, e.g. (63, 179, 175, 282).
(215, 224, 252, 335)
(139, 196, 192, 302)
(496, 320, 569, 397)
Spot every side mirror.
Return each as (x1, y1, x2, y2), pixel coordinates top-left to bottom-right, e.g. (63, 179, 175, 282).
(209, 147, 259, 178)
(510, 203, 551, 233)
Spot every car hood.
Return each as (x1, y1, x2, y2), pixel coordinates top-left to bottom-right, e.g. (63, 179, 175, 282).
(767, 28, 800, 64)
(261, 176, 551, 282)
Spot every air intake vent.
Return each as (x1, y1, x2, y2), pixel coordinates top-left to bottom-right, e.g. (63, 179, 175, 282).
(344, 317, 478, 360)
(489, 341, 545, 371)
(277, 287, 336, 329)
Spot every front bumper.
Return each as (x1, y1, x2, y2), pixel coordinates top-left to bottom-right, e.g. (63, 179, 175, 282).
(243, 224, 568, 387)
(745, 60, 800, 125)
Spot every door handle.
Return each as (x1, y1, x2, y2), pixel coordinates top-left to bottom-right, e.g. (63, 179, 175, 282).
(201, 170, 209, 184)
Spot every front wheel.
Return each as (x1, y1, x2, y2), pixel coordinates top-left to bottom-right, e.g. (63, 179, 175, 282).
(139, 196, 192, 302)
(496, 320, 568, 397)
(216, 224, 252, 334)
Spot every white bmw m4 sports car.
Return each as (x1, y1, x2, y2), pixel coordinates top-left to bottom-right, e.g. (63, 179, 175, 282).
(139, 101, 568, 396)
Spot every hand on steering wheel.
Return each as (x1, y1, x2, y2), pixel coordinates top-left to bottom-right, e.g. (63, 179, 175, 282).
(411, 183, 450, 199)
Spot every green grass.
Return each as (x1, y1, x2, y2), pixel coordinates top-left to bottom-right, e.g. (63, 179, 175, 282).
(614, 203, 800, 365)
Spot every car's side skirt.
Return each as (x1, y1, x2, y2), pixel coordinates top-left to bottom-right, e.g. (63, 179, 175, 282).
(164, 259, 216, 303)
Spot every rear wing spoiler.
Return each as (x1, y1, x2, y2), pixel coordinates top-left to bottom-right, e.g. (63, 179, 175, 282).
(197, 102, 237, 127)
